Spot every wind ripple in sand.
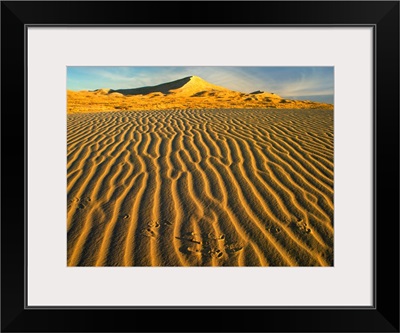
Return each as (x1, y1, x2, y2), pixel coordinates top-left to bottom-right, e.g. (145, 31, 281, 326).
(67, 109, 334, 266)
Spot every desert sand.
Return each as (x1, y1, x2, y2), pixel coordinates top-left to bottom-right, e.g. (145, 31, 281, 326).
(67, 107, 334, 266)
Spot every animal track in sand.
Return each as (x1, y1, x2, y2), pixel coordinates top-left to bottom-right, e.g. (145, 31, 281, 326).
(267, 226, 282, 234)
(224, 243, 244, 254)
(175, 236, 202, 244)
(140, 227, 157, 238)
(139, 221, 161, 238)
(69, 197, 92, 210)
(176, 230, 243, 260)
(160, 220, 173, 226)
(148, 221, 160, 228)
(291, 220, 312, 234)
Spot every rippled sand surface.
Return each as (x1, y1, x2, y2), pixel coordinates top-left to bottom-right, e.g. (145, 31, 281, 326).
(67, 109, 333, 266)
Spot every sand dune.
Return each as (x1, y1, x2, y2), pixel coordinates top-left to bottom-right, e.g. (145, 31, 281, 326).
(109, 75, 230, 97)
(67, 108, 334, 266)
(67, 76, 333, 113)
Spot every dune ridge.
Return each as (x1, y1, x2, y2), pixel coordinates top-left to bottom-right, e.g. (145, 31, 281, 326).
(109, 76, 230, 97)
(67, 108, 334, 266)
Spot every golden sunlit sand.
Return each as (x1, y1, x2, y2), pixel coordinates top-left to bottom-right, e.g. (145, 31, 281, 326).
(67, 110, 333, 266)
(67, 75, 333, 266)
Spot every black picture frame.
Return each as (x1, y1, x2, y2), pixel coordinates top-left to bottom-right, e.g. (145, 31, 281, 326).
(1, 1, 399, 332)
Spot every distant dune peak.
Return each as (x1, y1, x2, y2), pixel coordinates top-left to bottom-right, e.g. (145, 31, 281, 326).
(170, 75, 229, 96)
(188, 75, 211, 84)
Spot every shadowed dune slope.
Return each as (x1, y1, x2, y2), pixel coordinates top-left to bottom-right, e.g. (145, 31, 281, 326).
(67, 109, 334, 266)
(108, 77, 192, 96)
(108, 76, 229, 97)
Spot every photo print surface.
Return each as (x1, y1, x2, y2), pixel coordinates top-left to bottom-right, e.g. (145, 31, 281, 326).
(66, 66, 334, 267)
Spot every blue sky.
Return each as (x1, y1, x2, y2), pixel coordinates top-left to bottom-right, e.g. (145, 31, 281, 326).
(67, 66, 334, 103)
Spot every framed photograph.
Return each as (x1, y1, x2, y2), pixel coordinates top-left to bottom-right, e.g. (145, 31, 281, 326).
(2, 1, 399, 332)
